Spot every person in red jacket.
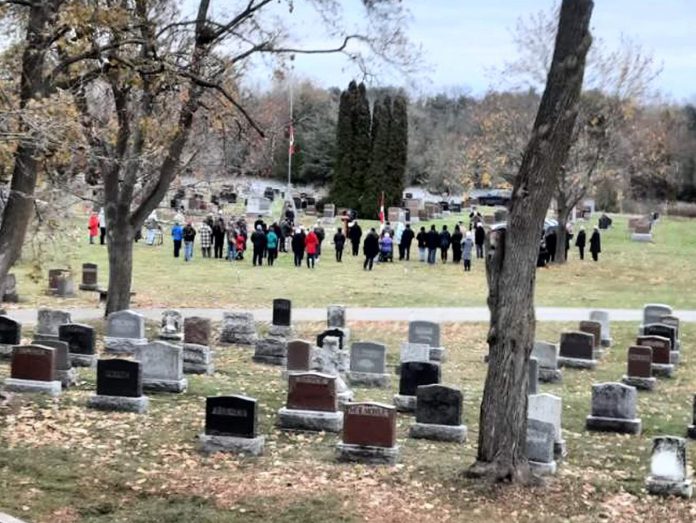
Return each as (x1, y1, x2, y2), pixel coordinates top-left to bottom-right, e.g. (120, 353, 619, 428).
(88, 211, 99, 244)
(305, 229, 319, 269)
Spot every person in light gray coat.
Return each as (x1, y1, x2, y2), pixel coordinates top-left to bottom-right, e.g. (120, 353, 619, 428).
(462, 231, 474, 272)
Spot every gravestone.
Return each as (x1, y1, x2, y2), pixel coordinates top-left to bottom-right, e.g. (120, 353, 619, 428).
(59, 323, 96, 368)
(528, 357, 539, 395)
(578, 320, 602, 355)
(104, 310, 147, 353)
(645, 436, 693, 498)
(316, 328, 345, 351)
(393, 361, 441, 412)
(643, 304, 672, 326)
(347, 342, 390, 388)
(327, 305, 346, 328)
(277, 372, 343, 432)
(47, 269, 67, 292)
(337, 402, 399, 465)
(527, 419, 557, 475)
(33, 339, 76, 388)
(528, 393, 565, 459)
(184, 317, 211, 346)
(159, 309, 183, 341)
(182, 316, 214, 374)
(409, 384, 467, 442)
(199, 395, 264, 456)
(285, 340, 312, 373)
(531, 341, 562, 383)
(55, 272, 76, 298)
(4, 345, 61, 396)
(35, 308, 72, 341)
(643, 324, 679, 364)
(687, 395, 696, 439)
(88, 359, 148, 413)
(558, 331, 597, 369)
(253, 336, 287, 366)
(311, 336, 353, 406)
(408, 320, 445, 361)
(1, 273, 19, 302)
(589, 310, 612, 347)
(0, 315, 21, 359)
(135, 341, 187, 393)
(622, 346, 656, 391)
(220, 311, 257, 345)
(637, 336, 673, 378)
(660, 315, 680, 340)
(400, 342, 430, 364)
(586, 382, 641, 434)
(79, 263, 99, 291)
(270, 299, 292, 338)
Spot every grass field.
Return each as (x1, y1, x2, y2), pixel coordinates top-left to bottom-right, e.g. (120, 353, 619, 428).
(6, 210, 696, 312)
(1, 319, 695, 522)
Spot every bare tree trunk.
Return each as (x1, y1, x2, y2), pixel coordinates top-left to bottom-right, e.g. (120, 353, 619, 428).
(468, 0, 593, 482)
(0, 1, 59, 294)
(105, 218, 135, 315)
(555, 201, 571, 264)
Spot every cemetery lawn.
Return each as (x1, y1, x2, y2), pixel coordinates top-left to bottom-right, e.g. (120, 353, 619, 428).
(1, 320, 696, 522)
(8, 213, 696, 311)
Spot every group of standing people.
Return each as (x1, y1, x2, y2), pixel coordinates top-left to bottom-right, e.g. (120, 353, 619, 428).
(538, 224, 602, 266)
(87, 209, 107, 245)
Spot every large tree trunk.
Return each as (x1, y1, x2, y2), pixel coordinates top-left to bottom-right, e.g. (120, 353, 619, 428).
(555, 200, 571, 264)
(105, 215, 135, 316)
(468, 0, 593, 482)
(0, 2, 59, 294)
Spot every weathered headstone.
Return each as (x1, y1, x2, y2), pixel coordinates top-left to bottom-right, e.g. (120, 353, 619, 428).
(182, 316, 214, 375)
(347, 342, 390, 388)
(199, 395, 264, 456)
(285, 340, 312, 373)
(35, 308, 72, 341)
(579, 320, 602, 355)
(159, 309, 183, 341)
(311, 336, 353, 406)
(645, 436, 693, 498)
(220, 311, 257, 345)
(337, 402, 399, 464)
(1, 273, 19, 302)
(4, 345, 61, 396)
(643, 323, 679, 364)
(0, 315, 21, 359)
(87, 359, 148, 413)
(643, 304, 672, 326)
(527, 419, 557, 475)
(79, 263, 99, 291)
(184, 317, 211, 346)
(135, 341, 187, 392)
(589, 310, 612, 347)
(408, 320, 445, 361)
(528, 393, 565, 459)
(253, 336, 287, 366)
(59, 323, 96, 368)
(104, 310, 147, 354)
(277, 372, 343, 432)
(622, 346, 656, 391)
(393, 361, 441, 412)
(636, 335, 674, 378)
(558, 331, 597, 369)
(532, 341, 562, 383)
(32, 339, 76, 388)
(585, 382, 641, 435)
(409, 384, 466, 442)
(327, 305, 346, 328)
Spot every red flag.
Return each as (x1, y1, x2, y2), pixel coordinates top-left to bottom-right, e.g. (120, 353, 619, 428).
(288, 124, 295, 156)
(379, 191, 385, 224)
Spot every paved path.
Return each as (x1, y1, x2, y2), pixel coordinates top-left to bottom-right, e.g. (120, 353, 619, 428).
(5, 306, 696, 324)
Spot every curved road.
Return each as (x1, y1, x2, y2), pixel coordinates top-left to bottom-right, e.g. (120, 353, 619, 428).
(4, 306, 696, 324)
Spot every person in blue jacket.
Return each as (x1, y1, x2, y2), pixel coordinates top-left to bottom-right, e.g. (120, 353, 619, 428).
(171, 221, 183, 258)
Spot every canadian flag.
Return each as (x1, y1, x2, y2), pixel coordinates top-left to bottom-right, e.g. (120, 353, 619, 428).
(379, 191, 385, 224)
(288, 123, 295, 156)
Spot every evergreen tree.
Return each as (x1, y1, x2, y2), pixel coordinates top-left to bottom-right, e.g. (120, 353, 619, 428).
(330, 83, 354, 207)
(386, 93, 408, 207)
(352, 82, 372, 215)
(365, 95, 392, 218)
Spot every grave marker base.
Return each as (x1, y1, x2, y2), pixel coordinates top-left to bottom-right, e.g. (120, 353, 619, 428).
(429, 347, 446, 362)
(253, 338, 286, 366)
(652, 363, 674, 378)
(56, 368, 78, 388)
(409, 422, 467, 443)
(33, 333, 59, 343)
(346, 371, 391, 388)
(335, 443, 399, 465)
(87, 394, 149, 413)
(69, 354, 96, 368)
(0, 345, 12, 360)
(529, 459, 557, 476)
(158, 333, 182, 342)
(621, 375, 656, 391)
(645, 476, 692, 498)
(539, 368, 563, 383)
(585, 415, 641, 435)
(392, 394, 417, 413)
(142, 377, 188, 393)
(558, 357, 597, 370)
(198, 434, 265, 456)
(4, 378, 61, 397)
(104, 337, 148, 354)
(252, 354, 287, 366)
(184, 362, 214, 375)
(183, 344, 214, 374)
(554, 440, 567, 460)
(268, 325, 292, 338)
(631, 233, 653, 242)
(277, 407, 343, 433)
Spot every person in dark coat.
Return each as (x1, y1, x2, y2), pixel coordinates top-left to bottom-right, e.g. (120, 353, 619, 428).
(348, 221, 362, 256)
(545, 228, 557, 263)
(250, 225, 267, 267)
(313, 223, 325, 261)
(333, 228, 346, 262)
(564, 224, 573, 260)
(474, 223, 485, 259)
(399, 224, 415, 261)
(291, 227, 305, 267)
(416, 226, 427, 262)
(254, 215, 267, 233)
(363, 228, 379, 271)
(426, 225, 439, 264)
(537, 236, 548, 268)
(212, 217, 226, 259)
(451, 225, 463, 263)
(439, 225, 452, 263)
(589, 226, 601, 262)
(575, 227, 586, 260)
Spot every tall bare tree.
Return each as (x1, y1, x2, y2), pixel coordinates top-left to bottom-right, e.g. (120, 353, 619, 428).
(468, 0, 593, 482)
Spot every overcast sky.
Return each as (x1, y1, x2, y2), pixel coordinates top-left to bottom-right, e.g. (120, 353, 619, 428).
(194, 1, 696, 102)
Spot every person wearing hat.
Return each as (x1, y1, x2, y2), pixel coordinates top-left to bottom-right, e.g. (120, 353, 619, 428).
(348, 220, 362, 256)
(462, 230, 474, 271)
(305, 227, 319, 269)
(589, 226, 601, 262)
(291, 227, 305, 267)
(575, 226, 587, 260)
(251, 225, 267, 267)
